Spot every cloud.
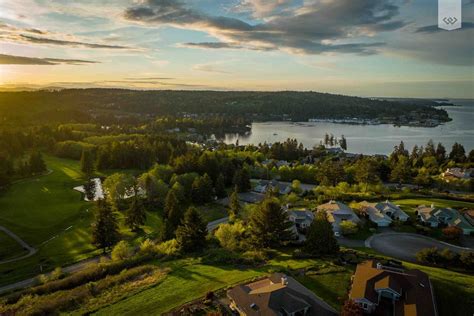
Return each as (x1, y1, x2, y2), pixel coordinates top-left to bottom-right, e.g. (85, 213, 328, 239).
(18, 34, 132, 49)
(0, 54, 98, 65)
(0, 21, 135, 50)
(123, 0, 406, 55)
(181, 42, 242, 49)
(193, 61, 232, 74)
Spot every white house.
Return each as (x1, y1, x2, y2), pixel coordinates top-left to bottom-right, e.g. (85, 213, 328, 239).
(360, 200, 409, 227)
(287, 210, 315, 230)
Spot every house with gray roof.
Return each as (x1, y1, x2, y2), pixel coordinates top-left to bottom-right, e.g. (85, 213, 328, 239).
(360, 200, 409, 227)
(415, 205, 474, 235)
(317, 200, 360, 234)
(253, 179, 292, 195)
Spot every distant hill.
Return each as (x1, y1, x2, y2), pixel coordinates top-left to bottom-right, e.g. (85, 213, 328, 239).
(0, 89, 450, 126)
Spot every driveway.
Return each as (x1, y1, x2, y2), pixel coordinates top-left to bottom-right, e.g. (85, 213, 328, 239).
(367, 232, 472, 262)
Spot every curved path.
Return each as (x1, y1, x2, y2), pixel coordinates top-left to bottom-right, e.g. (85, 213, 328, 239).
(0, 226, 37, 264)
(367, 232, 472, 262)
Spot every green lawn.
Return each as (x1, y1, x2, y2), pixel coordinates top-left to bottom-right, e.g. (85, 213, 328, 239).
(196, 203, 228, 222)
(0, 155, 163, 286)
(0, 231, 28, 261)
(296, 270, 352, 309)
(0, 155, 87, 247)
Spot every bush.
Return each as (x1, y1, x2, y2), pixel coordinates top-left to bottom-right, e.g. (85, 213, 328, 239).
(138, 239, 156, 256)
(460, 251, 474, 270)
(442, 226, 463, 241)
(339, 221, 358, 235)
(111, 241, 133, 262)
(156, 239, 180, 256)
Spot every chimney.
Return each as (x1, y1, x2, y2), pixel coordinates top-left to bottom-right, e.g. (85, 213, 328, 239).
(281, 276, 288, 286)
(376, 262, 383, 270)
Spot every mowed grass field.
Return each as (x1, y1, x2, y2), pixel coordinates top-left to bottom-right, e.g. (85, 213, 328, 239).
(0, 155, 100, 285)
(0, 231, 28, 261)
(0, 155, 164, 285)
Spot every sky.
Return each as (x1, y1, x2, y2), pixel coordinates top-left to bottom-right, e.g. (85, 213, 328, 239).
(0, 0, 473, 98)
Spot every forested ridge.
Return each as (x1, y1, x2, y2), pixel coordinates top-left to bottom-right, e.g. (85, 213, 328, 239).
(0, 89, 449, 125)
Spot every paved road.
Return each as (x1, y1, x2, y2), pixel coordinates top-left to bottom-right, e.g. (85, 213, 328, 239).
(367, 232, 472, 262)
(0, 226, 37, 264)
(207, 216, 229, 232)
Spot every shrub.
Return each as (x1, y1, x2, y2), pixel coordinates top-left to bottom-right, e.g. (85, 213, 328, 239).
(138, 239, 156, 256)
(460, 251, 474, 270)
(442, 226, 463, 241)
(339, 221, 358, 235)
(416, 247, 440, 264)
(111, 241, 133, 262)
(156, 239, 180, 256)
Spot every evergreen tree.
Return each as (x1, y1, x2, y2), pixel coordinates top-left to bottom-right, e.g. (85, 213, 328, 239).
(354, 158, 379, 191)
(449, 142, 466, 162)
(436, 143, 446, 163)
(339, 135, 347, 151)
(80, 149, 95, 176)
(469, 149, 474, 163)
(248, 197, 294, 248)
(162, 190, 183, 240)
(424, 139, 436, 157)
(214, 173, 227, 198)
(176, 206, 207, 252)
(304, 211, 339, 256)
(390, 155, 411, 184)
(84, 178, 96, 201)
(228, 187, 241, 221)
(125, 195, 146, 231)
(233, 167, 251, 192)
(29, 151, 46, 174)
(91, 199, 119, 253)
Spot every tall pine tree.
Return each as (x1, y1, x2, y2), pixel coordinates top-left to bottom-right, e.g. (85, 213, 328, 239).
(305, 211, 339, 256)
(126, 195, 146, 231)
(92, 199, 120, 253)
(228, 187, 241, 222)
(176, 207, 207, 252)
(248, 197, 294, 248)
(80, 149, 95, 177)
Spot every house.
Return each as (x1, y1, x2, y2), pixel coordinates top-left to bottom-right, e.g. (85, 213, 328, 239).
(349, 261, 437, 316)
(360, 200, 409, 227)
(415, 204, 451, 227)
(316, 200, 360, 234)
(253, 179, 292, 195)
(441, 167, 473, 181)
(415, 205, 474, 235)
(227, 273, 337, 316)
(287, 210, 314, 230)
